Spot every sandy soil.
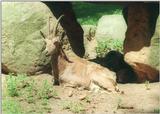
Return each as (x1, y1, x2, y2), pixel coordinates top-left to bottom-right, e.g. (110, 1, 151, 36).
(2, 73, 160, 114)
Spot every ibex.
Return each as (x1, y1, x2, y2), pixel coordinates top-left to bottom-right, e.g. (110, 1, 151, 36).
(40, 15, 118, 92)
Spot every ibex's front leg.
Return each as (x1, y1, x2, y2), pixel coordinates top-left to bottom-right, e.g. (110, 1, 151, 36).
(51, 60, 59, 85)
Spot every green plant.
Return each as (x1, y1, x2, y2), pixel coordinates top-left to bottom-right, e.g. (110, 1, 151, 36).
(154, 108, 160, 113)
(25, 79, 37, 103)
(144, 81, 150, 90)
(6, 74, 19, 97)
(4, 74, 59, 114)
(62, 100, 85, 113)
(42, 106, 52, 113)
(6, 73, 29, 97)
(96, 39, 123, 57)
(38, 80, 58, 99)
(41, 99, 49, 106)
(2, 99, 23, 114)
(83, 96, 91, 103)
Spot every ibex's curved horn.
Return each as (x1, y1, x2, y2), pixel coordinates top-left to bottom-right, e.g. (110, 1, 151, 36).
(48, 16, 52, 36)
(40, 31, 46, 39)
(54, 15, 65, 37)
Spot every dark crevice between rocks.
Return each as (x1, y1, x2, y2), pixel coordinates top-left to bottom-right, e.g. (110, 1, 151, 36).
(89, 51, 138, 84)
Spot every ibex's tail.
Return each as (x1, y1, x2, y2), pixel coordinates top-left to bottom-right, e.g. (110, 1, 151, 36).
(54, 15, 65, 36)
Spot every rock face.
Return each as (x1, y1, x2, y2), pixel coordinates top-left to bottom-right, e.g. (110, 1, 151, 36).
(91, 51, 137, 83)
(61, 25, 97, 59)
(82, 25, 97, 59)
(95, 15, 127, 42)
(123, 3, 159, 54)
(43, 2, 85, 57)
(2, 2, 61, 75)
(124, 15, 160, 83)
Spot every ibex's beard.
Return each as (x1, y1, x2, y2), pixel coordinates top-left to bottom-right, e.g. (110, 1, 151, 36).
(45, 52, 50, 57)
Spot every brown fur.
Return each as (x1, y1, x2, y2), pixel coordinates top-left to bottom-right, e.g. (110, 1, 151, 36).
(54, 50, 118, 91)
(131, 62, 159, 83)
(40, 15, 118, 92)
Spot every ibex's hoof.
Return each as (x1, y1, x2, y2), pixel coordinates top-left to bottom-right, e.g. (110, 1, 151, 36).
(54, 80, 60, 85)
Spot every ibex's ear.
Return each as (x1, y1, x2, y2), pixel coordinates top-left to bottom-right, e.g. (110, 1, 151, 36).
(40, 31, 46, 39)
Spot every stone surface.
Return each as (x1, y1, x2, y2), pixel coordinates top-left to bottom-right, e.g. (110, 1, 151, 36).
(44, 2, 85, 57)
(123, 3, 159, 54)
(2, 2, 61, 75)
(124, 15, 160, 82)
(95, 15, 127, 42)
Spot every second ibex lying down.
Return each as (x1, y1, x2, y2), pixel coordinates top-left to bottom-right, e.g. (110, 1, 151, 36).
(40, 15, 119, 92)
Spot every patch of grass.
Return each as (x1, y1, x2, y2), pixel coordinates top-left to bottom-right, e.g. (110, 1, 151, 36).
(117, 97, 122, 109)
(6, 74, 19, 97)
(96, 38, 123, 57)
(25, 79, 37, 103)
(83, 96, 92, 103)
(38, 80, 58, 99)
(41, 99, 49, 106)
(72, 2, 123, 25)
(62, 100, 85, 113)
(144, 80, 150, 90)
(2, 99, 23, 114)
(6, 73, 28, 97)
(154, 108, 160, 113)
(3, 74, 58, 114)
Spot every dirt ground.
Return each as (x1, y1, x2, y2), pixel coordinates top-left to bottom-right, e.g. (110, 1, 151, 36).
(2, 73, 160, 114)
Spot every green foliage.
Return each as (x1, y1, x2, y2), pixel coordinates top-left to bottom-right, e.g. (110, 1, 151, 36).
(4, 74, 58, 114)
(38, 80, 58, 99)
(6, 73, 28, 97)
(83, 96, 91, 103)
(62, 100, 85, 113)
(96, 38, 123, 57)
(154, 108, 160, 113)
(6, 74, 19, 97)
(72, 2, 123, 25)
(25, 79, 37, 103)
(144, 81, 150, 90)
(2, 99, 23, 114)
(41, 99, 49, 106)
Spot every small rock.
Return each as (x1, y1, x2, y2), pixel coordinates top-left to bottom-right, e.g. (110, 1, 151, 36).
(68, 90, 73, 97)
(79, 94, 87, 100)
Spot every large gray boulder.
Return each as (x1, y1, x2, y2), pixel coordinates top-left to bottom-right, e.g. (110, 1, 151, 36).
(95, 15, 127, 42)
(2, 2, 60, 75)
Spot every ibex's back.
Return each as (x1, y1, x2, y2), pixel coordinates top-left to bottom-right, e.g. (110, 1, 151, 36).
(60, 56, 117, 92)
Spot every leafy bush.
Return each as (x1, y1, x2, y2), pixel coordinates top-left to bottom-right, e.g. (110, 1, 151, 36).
(96, 38, 123, 57)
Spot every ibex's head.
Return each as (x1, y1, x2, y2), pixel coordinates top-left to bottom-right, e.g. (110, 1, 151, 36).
(40, 15, 65, 56)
